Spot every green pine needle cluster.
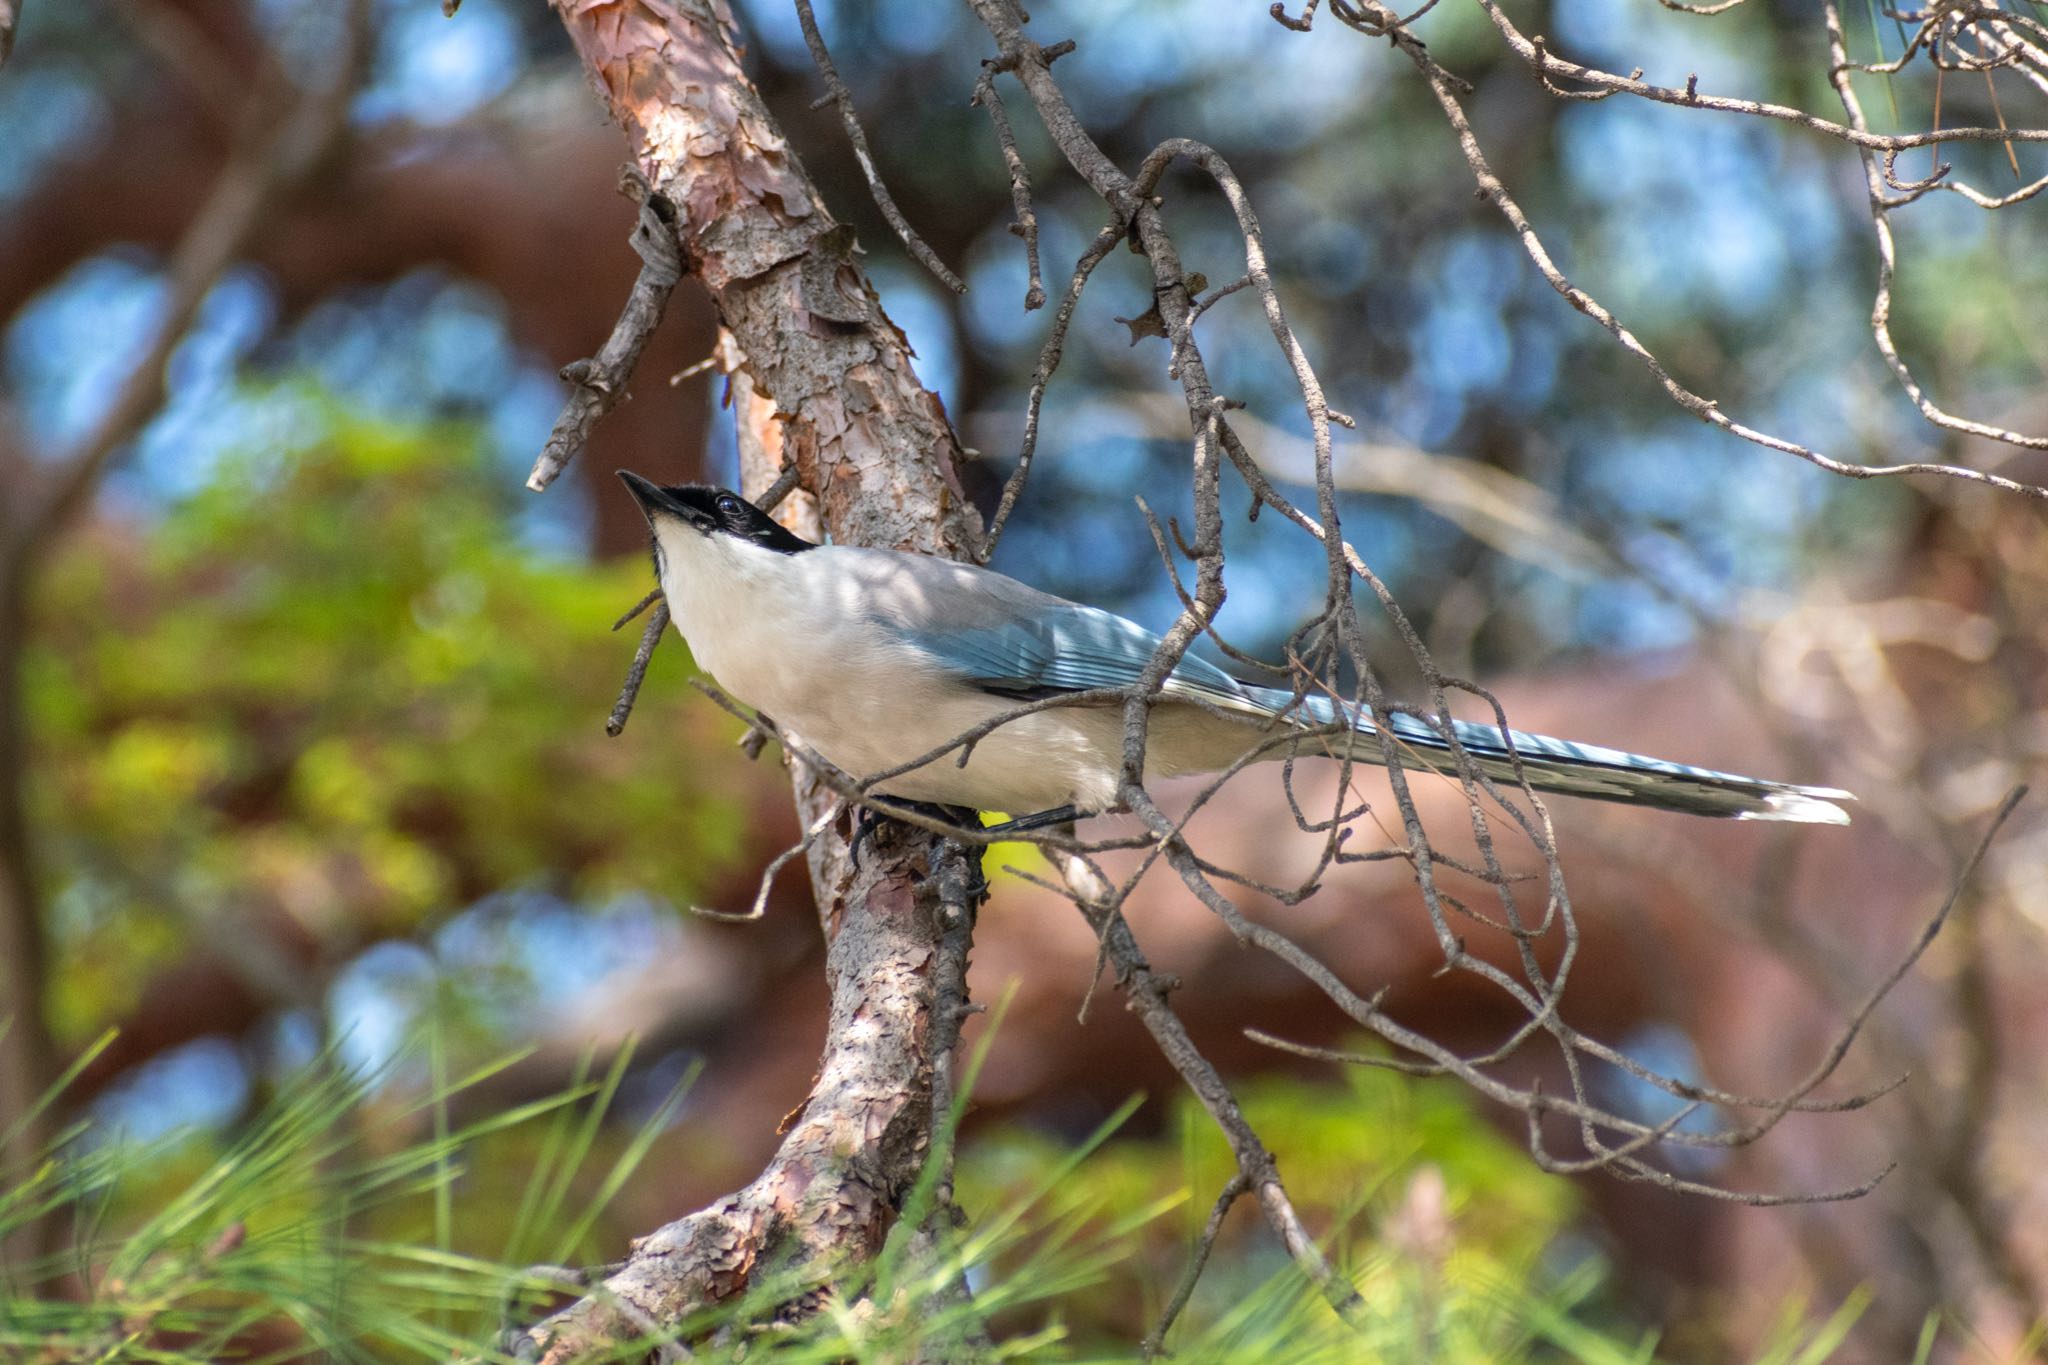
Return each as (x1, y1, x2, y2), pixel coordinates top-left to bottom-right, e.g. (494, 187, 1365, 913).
(0, 1020, 1929, 1364)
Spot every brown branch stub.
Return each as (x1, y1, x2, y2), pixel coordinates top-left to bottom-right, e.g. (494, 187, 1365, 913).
(0, 0, 19, 69)
(524, 190, 685, 492)
(972, 66, 1046, 311)
(604, 603, 669, 737)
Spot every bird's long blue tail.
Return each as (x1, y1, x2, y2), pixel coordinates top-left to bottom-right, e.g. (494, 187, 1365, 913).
(1246, 688, 1852, 824)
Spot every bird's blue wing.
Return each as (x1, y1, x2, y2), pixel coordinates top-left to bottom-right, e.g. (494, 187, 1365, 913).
(909, 602, 1261, 710)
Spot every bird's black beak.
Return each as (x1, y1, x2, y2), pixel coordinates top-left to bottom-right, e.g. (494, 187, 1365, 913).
(618, 469, 685, 521)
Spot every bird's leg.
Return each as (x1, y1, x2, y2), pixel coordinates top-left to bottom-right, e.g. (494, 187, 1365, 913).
(977, 804, 1082, 837)
(849, 799, 980, 870)
(848, 806, 887, 871)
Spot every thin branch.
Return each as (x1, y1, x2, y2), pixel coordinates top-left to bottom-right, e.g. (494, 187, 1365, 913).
(1467, 0, 2048, 153)
(1142, 1173, 1249, 1359)
(972, 66, 1045, 310)
(980, 219, 1124, 559)
(1822, 0, 2048, 451)
(1350, 0, 2048, 495)
(689, 799, 843, 923)
(611, 587, 664, 632)
(1049, 845, 1368, 1328)
(605, 604, 670, 737)
(793, 0, 966, 295)
(525, 174, 686, 492)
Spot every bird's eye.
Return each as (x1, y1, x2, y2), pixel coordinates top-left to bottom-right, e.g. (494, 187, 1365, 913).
(715, 494, 741, 516)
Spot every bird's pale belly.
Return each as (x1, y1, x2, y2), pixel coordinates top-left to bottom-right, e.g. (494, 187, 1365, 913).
(689, 621, 1276, 816)
(807, 696, 1126, 814)
(767, 685, 1275, 816)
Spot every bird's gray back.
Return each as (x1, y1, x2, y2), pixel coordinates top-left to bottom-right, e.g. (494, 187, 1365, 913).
(813, 547, 1257, 709)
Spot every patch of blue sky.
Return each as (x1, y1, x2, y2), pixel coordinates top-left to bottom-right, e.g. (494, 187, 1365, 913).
(493, 369, 590, 560)
(432, 889, 693, 1023)
(1593, 1022, 1725, 1175)
(251, 0, 371, 84)
(868, 262, 963, 410)
(961, 217, 1052, 355)
(1891, 185, 1993, 260)
(269, 269, 591, 551)
(93, 884, 704, 1139)
(356, 0, 525, 127)
(1501, 312, 1564, 412)
(118, 271, 280, 502)
(1570, 416, 1839, 621)
(872, 0, 968, 59)
(314, 891, 703, 1094)
(8, 256, 584, 543)
(281, 271, 521, 415)
(1559, 105, 1807, 320)
(984, 463, 1173, 595)
(1417, 300, 1513, 400)
(1381, 372, 1465, 453)
(702, 390, 741, 489)
(262, 1009, 326, 1083)
(732, 0, 813, 69)
(327, 939, 440, 1081)
(1277, 210, 1376, 301)
(1047, 0, 1377, 144)
(1567, 575, 1696, 654)
(88, 1036, 252, 1146)
(6, 254, 167, 452)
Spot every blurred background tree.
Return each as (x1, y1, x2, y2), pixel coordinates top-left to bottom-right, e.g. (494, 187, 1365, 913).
(0, 0, 2044, 1358)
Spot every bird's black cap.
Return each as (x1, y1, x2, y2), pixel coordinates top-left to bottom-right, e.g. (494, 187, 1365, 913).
(617, 471, 815, 555)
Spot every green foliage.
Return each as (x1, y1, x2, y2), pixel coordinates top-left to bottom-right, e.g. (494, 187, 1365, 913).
(0, 1034, 1930, 1364)
(0, 1040, 688, 1362)
(957, 1059, 1603, 1362)
(24, 392, 753, 1049)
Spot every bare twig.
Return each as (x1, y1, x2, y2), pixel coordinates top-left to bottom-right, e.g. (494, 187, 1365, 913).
(526, 176, 686, 492)
(980, 219, 1123, 559)
(1142, 1174, 1249, 1359)
(612, 587, 664, 632)
(688, 799, 843, 924)
(1822, 0, 2048, 451)
(1341, 0, 2048, 495)
(794, 0, 966, 295)
(1050, 845, 1368, 1328)
(1467, 0, 2048, 153)
(605, 604, 670, 737)
(972, 67, 1045, 310)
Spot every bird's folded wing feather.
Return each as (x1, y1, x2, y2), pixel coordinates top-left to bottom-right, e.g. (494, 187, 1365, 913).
(891, 593, 1265, 713)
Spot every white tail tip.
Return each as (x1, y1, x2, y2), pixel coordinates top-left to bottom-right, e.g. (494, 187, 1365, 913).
(1737, 787, 1855, 826)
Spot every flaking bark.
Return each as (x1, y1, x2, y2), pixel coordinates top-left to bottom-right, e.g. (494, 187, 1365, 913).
(527, 1, 984, 1354)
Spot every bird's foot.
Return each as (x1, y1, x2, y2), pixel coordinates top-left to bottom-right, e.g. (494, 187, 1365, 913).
(849, 800, 979, 871)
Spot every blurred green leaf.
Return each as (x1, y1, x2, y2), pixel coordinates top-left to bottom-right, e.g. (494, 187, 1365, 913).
(27, 391, 755, 1052)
